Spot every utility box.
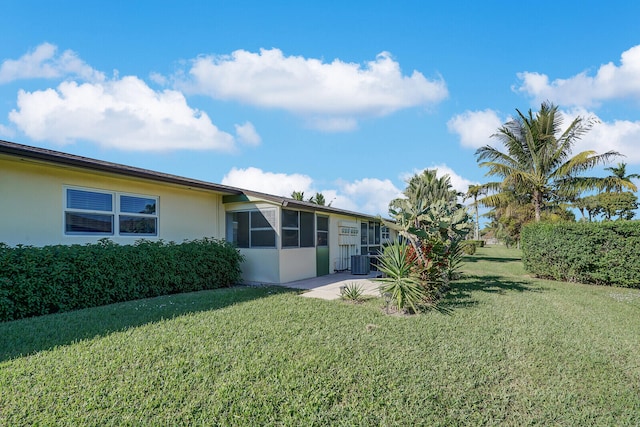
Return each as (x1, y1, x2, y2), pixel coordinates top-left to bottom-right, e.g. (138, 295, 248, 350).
(351, 255, 370, 275)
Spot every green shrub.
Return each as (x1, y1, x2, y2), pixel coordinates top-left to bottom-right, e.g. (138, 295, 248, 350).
(467, 239, 485, 248)
(462, 241, 477, 255)
(0, 238, 244, 321)
(521, 221, 640, 288)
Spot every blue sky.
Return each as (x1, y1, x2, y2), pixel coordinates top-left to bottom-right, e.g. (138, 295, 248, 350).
(2, 1, 640, 217)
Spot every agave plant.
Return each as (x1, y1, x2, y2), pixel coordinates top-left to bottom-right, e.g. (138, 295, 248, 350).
(375, 241, 425, 313)
(340, 282, 365, 302)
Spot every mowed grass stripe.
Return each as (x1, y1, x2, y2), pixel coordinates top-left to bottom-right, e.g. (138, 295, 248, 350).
(1, 246, 639, 425)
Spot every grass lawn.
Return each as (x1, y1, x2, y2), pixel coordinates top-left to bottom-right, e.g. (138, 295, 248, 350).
(1, 246, 639, 425)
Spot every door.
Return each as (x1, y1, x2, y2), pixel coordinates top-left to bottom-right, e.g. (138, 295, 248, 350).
(316, 216, 329, 276)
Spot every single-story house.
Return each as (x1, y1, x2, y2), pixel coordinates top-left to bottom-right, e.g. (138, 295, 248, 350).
(0, 139, 394, 284)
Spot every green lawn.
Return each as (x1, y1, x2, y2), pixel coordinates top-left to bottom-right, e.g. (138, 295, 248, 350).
(1, 246, 639, 425)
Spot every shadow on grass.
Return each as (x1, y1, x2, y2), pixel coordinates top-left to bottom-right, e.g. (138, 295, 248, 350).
(438, 275, 543, 313)
(463, 254, 522, 263)
(0, 285, 297, 362)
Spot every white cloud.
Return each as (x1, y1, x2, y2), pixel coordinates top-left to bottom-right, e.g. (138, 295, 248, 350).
(430, 164, 478, 195)
(149, 72, 168, 86)
(234, 121, 261, 146)
(0, 42, 104, 84)
(515, 44, 640, 107)
(9, 76, 236, 151)
(575, 111, 640, 165)
(221, 167, 314, 197)
(447, 109, 504, 149)
(305, 117, 358, 132)
(220, 167, 401, 216)
(212, 164, 486, 216)
(339, 178, 403, 216)
(180, 49, 448, 131)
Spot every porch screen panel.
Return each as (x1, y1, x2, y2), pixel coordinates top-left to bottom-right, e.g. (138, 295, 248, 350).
(300, 212, 314, 247)
(250, 210, 275, 247)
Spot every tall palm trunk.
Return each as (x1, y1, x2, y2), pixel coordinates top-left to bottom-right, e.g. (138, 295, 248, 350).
(533, 190, 542, 222)
(474, 201, 480, 239)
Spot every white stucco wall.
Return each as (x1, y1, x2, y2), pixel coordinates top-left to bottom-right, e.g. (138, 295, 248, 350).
(238, 248, 280, 284)
(279, 247, 316, 283)
(0, 156, 225, 247)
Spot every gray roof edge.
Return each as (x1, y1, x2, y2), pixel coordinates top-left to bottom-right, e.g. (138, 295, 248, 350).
(0, 139, 243, 195)
(0, 139, 385, 221)
(239, 188, 384, 221)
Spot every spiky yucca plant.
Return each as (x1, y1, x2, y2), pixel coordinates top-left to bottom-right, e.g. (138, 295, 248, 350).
(376, 241, 425, 313)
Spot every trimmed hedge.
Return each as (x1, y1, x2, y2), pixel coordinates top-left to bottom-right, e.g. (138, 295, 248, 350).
(521, 221, 640, 288)
(467, 240, 485, 248)
(0, 238, 244, 321)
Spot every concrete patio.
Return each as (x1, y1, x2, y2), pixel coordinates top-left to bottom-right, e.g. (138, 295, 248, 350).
(283, 271, 384, 300)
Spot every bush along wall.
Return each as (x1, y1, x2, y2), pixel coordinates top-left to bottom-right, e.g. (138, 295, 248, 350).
(0, 238, 245, 322)
(521, 221, 640, 288)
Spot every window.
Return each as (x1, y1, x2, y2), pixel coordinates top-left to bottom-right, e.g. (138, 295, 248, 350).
(119, 195, 157, 235)
(360, 220, 382, 256)
(250, 210, 276, 247)
(282, 209, 315, 248)
(316, 216, 328, 247)
(65, 187, 158, 236)
(65, 188, 114, 235)
(227, 209, 276, 248)
(381, 225, 390, 240)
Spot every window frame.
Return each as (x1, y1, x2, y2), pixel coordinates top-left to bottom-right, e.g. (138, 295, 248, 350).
(360, 220, 382, 256)
(316, 215, 329, 247)
(227, 208, 277, 248)
(64, 186, 159, 237)
(381, 225, 390, 240)
(281, 209, 315, 248)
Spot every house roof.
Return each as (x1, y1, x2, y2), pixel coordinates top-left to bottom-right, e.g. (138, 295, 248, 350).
(0, 139, 382, 221)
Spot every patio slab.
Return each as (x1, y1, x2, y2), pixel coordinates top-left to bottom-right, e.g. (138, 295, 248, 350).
(282, 271, 383, 300)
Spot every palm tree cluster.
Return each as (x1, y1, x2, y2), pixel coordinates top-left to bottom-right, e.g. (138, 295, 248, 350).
(474, 102, 638, 243)
(290, 190, 332, 206)
(379, 170, 471, 313)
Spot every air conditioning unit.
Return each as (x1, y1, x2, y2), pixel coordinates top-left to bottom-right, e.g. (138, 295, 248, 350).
(351, 255, 370, 275)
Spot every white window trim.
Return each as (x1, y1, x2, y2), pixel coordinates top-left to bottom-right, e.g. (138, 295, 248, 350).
(281, 209, 300, 248)
(281, 209, 315, 249)
(249, 209, 276, 248)
(63, 186, 159, 237)
(227, 208, 277, 248)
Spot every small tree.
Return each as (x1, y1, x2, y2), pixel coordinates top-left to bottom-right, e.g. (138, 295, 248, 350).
(383, 169, 471, 311)
(476, 102, 620, 222)
(579, 192, 638, 221)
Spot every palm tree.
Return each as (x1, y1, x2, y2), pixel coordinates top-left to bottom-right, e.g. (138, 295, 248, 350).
(464, 184, 486, 240)
(290, 190, 305, 201)
(309, 192, 333, 206)
(389, 170, 459, 223)
(603, 162, 639, 193)
(388, 169, 469, 266)
(475, 102, 621, 222)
